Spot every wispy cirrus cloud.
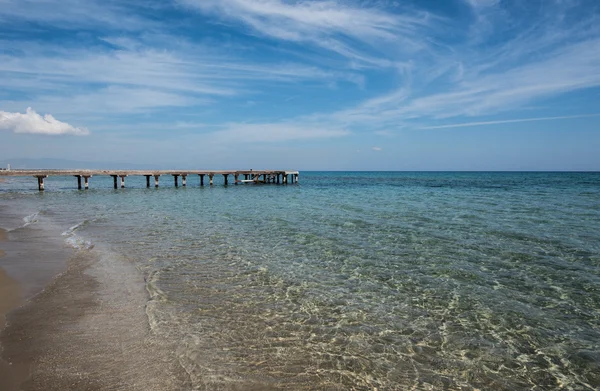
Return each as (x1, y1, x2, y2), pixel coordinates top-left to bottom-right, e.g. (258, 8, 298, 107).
(0, 0, 157, 31)
(0, 37, 363, 117)
(1, 0, 599, 155)
(422, 113, 600, 129)
(0, 107, 89, 135)
(318, 1, 600, 130)
(179, 0, 435, 67)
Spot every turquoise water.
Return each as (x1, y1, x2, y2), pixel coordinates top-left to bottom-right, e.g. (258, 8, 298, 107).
(1, 172, 599, 389)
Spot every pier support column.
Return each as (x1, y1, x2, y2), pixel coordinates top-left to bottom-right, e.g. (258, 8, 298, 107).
(295, 174, 299, 184)
(182, 175, 187, 187)
(173, 175, 179, 187)
(84, 176, 90, 190)
(209, 174, 214, 186)
(112, 175, 118, 189)
(223, 174, 229, 186)
(244, 174, 249, 180)
(120, 175, 126, 188)
(283, 174, 288, 184)
(145, 175, 151, 188)
(276, 174, 280, 184)
(75, 175, 82, 190)
(234, 174, 239, 184)
(35, 175, 47, 191)
(154, 175, 160, 188)
(199, 174, 204, 186)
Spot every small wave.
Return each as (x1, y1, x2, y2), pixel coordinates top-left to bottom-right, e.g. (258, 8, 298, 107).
(61, 220, 88, 237)
(62, 220, 94, 250)
(145, 270, 170, 332)
(4, 211, 42, 232)
(22, 211, 40, 227)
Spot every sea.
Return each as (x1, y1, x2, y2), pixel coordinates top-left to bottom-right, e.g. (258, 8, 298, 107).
(0, 171, 599, 390)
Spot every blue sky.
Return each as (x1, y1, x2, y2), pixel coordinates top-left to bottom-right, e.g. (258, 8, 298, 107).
(0, 0, 599, 170)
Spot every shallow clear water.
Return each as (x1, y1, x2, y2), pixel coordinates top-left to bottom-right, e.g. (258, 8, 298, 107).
(1, 172, 599, 390)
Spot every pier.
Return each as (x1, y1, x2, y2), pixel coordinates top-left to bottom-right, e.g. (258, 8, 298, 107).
(0, 170, 299, 191)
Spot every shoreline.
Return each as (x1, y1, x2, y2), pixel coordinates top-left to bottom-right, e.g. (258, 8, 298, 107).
(0, 223, 190, 390)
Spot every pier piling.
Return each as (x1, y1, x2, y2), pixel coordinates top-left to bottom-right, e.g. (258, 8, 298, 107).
(35, 175, 47, 191)
(4, 170, 299, 191)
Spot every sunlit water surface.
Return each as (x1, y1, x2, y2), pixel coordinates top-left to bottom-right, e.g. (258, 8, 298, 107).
(1, 172, 599, 390)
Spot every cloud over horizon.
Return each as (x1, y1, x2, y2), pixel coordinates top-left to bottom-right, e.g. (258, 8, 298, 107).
(0, 108, 90, 136)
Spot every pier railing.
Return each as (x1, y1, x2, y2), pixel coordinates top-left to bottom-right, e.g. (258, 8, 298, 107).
(0, 170, 299, 191)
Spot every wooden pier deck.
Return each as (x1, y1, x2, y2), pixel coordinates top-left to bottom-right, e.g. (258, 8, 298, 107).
(0, 169, 299, 191)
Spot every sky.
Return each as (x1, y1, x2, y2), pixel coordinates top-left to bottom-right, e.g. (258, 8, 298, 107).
(0, 0, 599, 170)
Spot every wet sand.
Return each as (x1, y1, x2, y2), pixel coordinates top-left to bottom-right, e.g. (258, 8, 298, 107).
(0, 228, 20, 332)
(0, 228, 25, 390)
(0, 242, 191, 390)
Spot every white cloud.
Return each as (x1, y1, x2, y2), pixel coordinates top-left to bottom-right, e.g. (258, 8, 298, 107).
(372, 146, 382, 151)
(0, 108, 89, 135)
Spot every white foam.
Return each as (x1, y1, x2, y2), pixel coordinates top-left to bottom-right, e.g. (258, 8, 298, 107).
(64, 234, 94, 250)
(62, 220, 94, 250)
(19, 211, 40, 228)
(61, 220, 87, 237)
(4, 211, 42, 232)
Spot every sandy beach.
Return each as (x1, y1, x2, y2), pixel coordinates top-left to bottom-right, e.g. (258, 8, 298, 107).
(0, 221, 190, 390)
